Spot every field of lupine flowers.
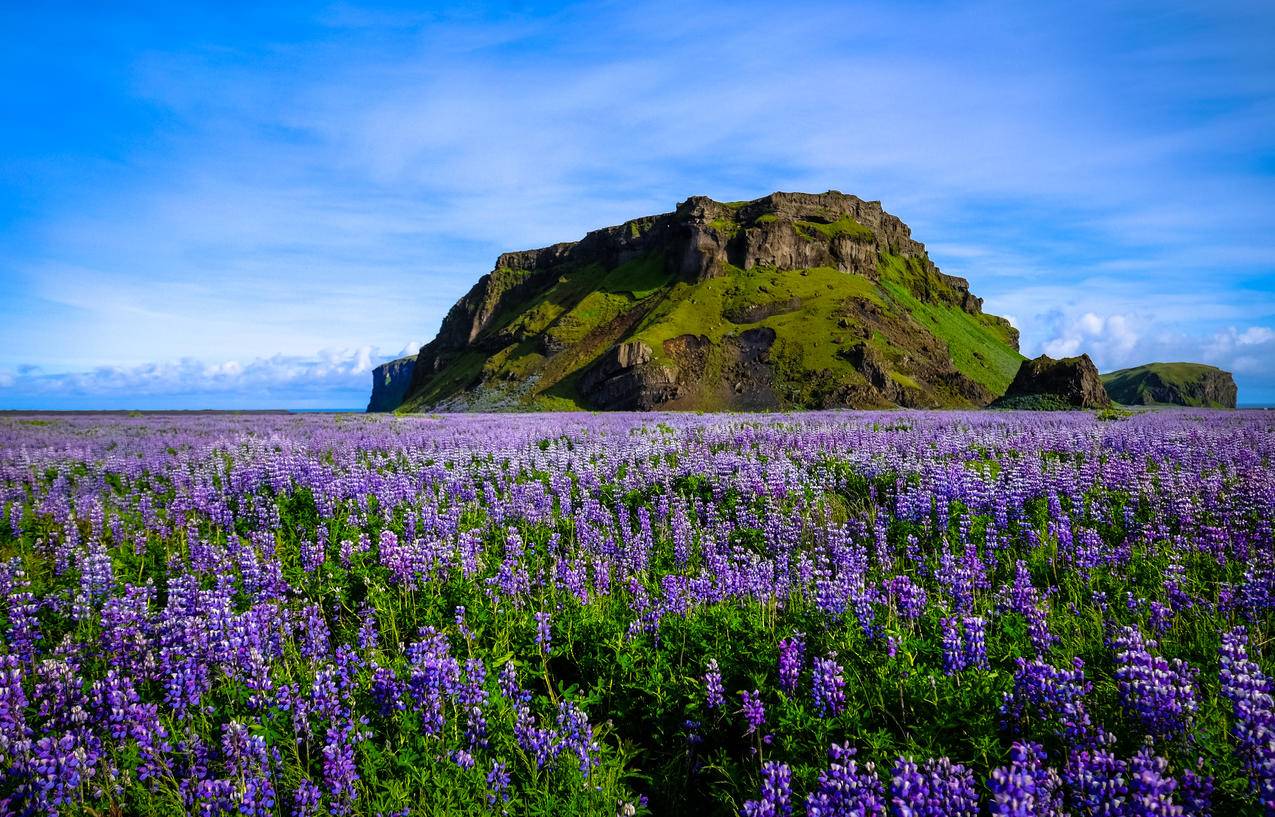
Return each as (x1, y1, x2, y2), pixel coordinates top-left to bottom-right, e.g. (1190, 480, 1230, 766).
(0, 410, 1273, 816)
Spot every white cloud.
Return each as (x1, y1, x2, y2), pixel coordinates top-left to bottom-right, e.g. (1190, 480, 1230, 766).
(1043, 311, 1140, 364)
(0, 345, 411, 407)
(1237, 326, 1275, 346)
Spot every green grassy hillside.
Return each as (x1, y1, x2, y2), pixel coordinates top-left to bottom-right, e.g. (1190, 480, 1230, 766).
(1101, 362, 1237, 408)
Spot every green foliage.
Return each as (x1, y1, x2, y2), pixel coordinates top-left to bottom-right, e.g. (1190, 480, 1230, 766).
(990, 393, 1077, 411)
(793, 216, 874, 242)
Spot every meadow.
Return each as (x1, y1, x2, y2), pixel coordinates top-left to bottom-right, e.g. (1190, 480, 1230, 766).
(0, 410, 1271, 816)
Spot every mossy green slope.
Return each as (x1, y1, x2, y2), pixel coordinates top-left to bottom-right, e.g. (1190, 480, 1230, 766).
(395, 192, 1023, 412)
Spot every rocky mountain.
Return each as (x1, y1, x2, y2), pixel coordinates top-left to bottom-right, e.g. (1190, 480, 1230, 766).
(992, 354, 1112, 409)
(366, 355, 416, 413)
(1102, 362, 1237, 408)
(381, 191, 1024, 413)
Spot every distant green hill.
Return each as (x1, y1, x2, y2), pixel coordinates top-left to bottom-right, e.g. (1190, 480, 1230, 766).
(1101, 362, 1237, 408)
(382, 191, 1024, 413)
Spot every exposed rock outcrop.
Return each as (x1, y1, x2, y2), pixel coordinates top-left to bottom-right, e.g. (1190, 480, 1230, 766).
(366, 356, 417, 413)
(579, 341, 680, 410)
(994, 354, 1112, 409)
(1102, 363, 1237, 408)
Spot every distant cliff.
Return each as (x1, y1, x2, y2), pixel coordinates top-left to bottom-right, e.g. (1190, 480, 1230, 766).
(1102, 362, 1237, 408)
(383, 191, 1024, 412)
(366, 356, 416, 413)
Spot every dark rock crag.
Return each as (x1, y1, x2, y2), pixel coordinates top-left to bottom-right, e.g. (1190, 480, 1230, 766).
(366, 356, 416, 413)
(1102, 363, 1237, 408)
(389, 191, 1023, 412)
(994, 354, 1112, 409)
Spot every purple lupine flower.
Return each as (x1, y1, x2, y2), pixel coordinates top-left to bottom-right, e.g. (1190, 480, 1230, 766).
(988, 742, 1064, 817)
(1179, 758, 1214, 816)
(812, 653, 847, 717)
(941, 617, 966, 675)
(1219, 626, 1275, 810)
(806, 743, 886, 817)
(743, 761, 792, 817)
(498, 660, 530, 705)
(461, 658, 490, 750)
(890, 756, 979, 817)
(1126, 748, 1181, 817)
(455, 605, 473, 640)
(739, 689, 766, 734)
(1000, 657, 1094, 745)
(778, 633, 805, 694)
(534, 611, 552, 655)
(705, 659, 724, 710)
(962, 616, 989, 671)
(883, 575, 928, 621)
(1063, 731, 1127, 816)
(556, 700, 600, 776)
(1113, 626, 1198, 739)
(292, 778, 323, 817)
(486, 760, 511, 808)
(515, 702, 558, 769)
(356, 604, 380, 651)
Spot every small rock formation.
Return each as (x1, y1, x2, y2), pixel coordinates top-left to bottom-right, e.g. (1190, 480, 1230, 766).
(366, 355, 417, 413)
(579, 341, 679, 410)
(840, 342, 907, 405)
(1102, 362, 1237, 408)
(994, 354, 1112, 409)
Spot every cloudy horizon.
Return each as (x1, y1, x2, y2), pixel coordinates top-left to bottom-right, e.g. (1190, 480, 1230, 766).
(3, 1, 1273, 408)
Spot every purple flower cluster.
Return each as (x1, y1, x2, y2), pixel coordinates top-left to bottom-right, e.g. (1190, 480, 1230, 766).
(739, 690, 766, 735)
(742, 761, 792, 817)
(811, 653, 846, 717)
(891, 755, 979, 817)
(0, 407, 1272, 814)
(705, 659, 725, 710)
(988, 742, 1064, 817)
(778, 634, 805, 694)
(805, 743, 885, 817)
(1219, 626, 1275, 810)
(1112, 626, 1198, 740)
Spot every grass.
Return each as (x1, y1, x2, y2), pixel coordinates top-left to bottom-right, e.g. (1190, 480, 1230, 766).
(794, 216, 874, 242)
(598, 253, 672, 299)
(877, 254, 1023, 395)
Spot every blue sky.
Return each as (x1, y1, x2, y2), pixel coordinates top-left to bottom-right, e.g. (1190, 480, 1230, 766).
(2, 1, 1273, 408)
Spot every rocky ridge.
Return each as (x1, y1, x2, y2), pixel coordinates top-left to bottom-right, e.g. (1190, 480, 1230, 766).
(378, 191, 1025, 412)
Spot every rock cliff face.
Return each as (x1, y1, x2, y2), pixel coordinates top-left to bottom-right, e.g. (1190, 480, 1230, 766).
(366, 356, 416, 413)
(1102, 363, 1237, 408)
(993, 354, 1112, 409)
(390, 191, 1024, 412)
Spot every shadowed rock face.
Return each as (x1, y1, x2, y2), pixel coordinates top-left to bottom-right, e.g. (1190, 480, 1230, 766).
(1102, 363, 1237, 408)
(996, 354, 1112, 409)
(366, 356, 416, 413)
(386, 191, 1023, 412)
(579, 341, 679, 410)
